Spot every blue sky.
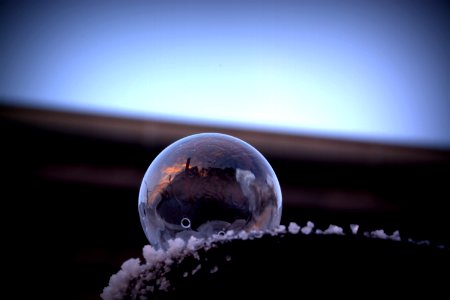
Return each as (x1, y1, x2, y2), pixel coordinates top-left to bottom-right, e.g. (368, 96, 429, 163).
(1, 1, 449, 148)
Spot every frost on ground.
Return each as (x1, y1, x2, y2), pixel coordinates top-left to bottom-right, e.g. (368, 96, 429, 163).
(102, 222, 447, 300)
(300, 221, 315, 235)
(288, 222, 300, 234)
(316, 224, 345, 235)
(364, 229, 401, 241)
(350, 224, 359, 235)
(101, 258, 142, 300)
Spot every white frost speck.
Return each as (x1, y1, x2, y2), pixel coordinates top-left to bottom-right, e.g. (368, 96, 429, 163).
(288, 222, 301, 234)
(210, 266, 219, 274)
(225, 230, 235, 237)
(157, 277, 170, 292)
(101, 258, 141, 300)
(301, 221, 315, 235)
(370, 229, 389, 240)
(183, 272, 188, 278)
(238, 231, 248, 240)
(187, 236, 204, 251)
(164, 257, 174, 265)
(323, 224, 344, 235)
(390, 230, 401, 241)
(166, 238, 186, 257)
(192, 264, 202, 275)
(274, 225, 286, 234)
(350, 224, 359, 235)
(417, 240, 430, 246)
(369, 229, 402, 242)
(143, 245, 165, 265)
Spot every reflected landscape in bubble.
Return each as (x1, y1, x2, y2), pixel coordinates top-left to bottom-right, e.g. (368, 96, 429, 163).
(138, 133, 282, 249)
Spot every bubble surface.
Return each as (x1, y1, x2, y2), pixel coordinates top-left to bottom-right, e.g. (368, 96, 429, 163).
(138, 133, 282, 249)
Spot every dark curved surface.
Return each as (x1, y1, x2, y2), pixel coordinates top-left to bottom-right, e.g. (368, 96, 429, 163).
(126, 233, 450, 299)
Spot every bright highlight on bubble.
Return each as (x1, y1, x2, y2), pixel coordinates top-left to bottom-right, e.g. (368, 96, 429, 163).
(138, 133, 282, 249)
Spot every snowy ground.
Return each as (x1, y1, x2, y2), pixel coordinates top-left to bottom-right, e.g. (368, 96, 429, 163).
(102, 221, 448, 300)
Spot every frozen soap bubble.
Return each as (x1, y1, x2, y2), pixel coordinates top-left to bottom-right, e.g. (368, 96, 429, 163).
(138, 133, 282, 249)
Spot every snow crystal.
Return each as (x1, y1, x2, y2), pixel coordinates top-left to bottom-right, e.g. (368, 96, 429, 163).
(101, 258, 141, 300)
(158, 277, 170, 292)
(366, 229, 403, 242)
(350, 224, 359, 235)
(238, 231, 248, 240)
(288, 222, 301, 234)
(187, 236, 204, 251)
(163, 264, 171, 273)
(192, 264, 202, 275)
(143, 245, 165, 265)
(165, 257, 176, 265)
(390, 230, 401, 241)
(301, 221, 314, 235)
(225, 230, 235, 237)
(370, 229, 389, 240)
(210, 266, 219, 274)
(417, 240, 430, 246)
(323, 224, 344, 235)
(315, 223, 346, 236)
(274, 225, 287, 234)
(166, 238, 186, 257)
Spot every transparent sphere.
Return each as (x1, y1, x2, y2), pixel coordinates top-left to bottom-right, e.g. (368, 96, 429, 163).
(138, 133, 282, 249)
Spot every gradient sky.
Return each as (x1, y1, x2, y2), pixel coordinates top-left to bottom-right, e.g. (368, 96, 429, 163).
(1, 1, 449, 148)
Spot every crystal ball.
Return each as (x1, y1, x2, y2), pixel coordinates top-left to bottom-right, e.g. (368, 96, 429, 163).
(138, 133, 282, 249)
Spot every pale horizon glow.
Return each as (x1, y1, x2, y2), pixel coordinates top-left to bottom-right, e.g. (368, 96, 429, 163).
(1, 1, 449, 148)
